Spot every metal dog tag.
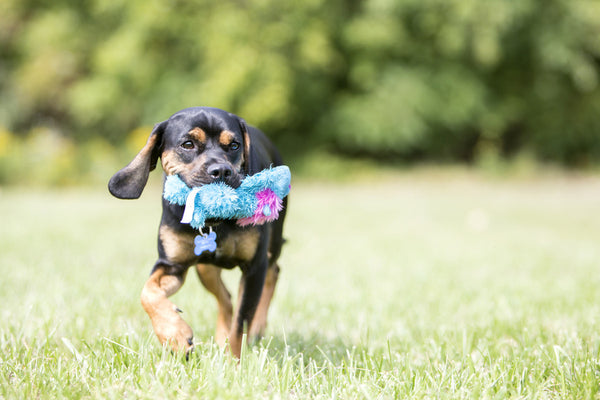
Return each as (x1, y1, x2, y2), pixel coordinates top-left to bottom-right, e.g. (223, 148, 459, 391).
(194, 231, 217, 255)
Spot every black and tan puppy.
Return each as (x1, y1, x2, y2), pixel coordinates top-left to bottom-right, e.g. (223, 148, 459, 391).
(108, 107, 287, 358)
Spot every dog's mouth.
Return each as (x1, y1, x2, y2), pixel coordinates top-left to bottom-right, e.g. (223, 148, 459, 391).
(172, 170, 245, 228)
(182, 171, 244, 189)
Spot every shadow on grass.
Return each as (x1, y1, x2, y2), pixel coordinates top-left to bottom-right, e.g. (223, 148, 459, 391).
(252, 330, 379, 367)
(174, 330, 376, 369)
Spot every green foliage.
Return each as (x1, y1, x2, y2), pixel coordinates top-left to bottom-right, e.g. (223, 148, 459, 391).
(333, 0, 600, 163)
(0, 128, 122, 186)
(1, 0, 600, 175)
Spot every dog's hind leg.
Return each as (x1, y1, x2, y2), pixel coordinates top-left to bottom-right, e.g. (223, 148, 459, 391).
(196, 263, 233, 347)
(141, 266, 194, 355)
(248, 262, 280, 339)
(249, 213, 285, 340)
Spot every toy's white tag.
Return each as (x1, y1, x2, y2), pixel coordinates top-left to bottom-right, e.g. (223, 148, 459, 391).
(181, 187, 201, 224)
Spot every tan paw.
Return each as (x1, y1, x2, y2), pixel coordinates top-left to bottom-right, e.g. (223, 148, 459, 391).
(153, 307, 194, 354)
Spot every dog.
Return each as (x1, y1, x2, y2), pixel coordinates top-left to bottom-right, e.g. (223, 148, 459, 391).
(108, 107, 287, 358)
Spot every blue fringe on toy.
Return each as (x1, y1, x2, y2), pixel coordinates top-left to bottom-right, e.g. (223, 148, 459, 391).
(163, 165, 291, 230)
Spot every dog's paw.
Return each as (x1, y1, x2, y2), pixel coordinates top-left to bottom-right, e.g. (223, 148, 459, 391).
(153, 309, 195, 355)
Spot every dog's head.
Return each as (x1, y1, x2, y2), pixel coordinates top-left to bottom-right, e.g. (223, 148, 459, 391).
(109, 107, 252, 199)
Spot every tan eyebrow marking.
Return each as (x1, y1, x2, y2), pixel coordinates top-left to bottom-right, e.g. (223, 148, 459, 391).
(219, 130, 235, 146)
(189, 127, 206, 143)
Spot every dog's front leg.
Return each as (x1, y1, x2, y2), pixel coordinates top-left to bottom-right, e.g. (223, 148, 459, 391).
(229, 259, 267, 358)
(141, 266, 194, 354)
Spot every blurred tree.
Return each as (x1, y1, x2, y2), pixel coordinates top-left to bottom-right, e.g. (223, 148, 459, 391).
(0, 0, 599, 168)
(328, 0, 600, 165)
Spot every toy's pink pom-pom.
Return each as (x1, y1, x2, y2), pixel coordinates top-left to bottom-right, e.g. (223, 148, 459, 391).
(237, 189, 283, 227)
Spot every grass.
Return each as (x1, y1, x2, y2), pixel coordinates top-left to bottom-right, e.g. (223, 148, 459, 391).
(1, 170, 600, 398)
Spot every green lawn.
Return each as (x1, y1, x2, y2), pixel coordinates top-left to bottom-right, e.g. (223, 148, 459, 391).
(1, 172, 600, 399)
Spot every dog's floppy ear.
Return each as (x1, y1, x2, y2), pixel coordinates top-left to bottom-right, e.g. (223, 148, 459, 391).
(240, 118, 253, 174)
(108, 121, 166, 199)
(239, 119, 276, 174)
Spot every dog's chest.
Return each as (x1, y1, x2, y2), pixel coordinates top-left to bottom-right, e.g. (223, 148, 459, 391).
(159, 224, 260, 267)
(215, 228, 260, 262)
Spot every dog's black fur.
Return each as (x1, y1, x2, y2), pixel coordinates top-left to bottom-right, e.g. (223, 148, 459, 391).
(109, 107, 286, 357)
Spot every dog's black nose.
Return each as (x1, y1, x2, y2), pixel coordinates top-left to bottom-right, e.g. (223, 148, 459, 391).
(207, 163, 233, 181)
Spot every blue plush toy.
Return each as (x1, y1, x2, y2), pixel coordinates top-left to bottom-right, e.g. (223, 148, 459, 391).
(163, 165, 290, 255)
(164, 165, 290, 229)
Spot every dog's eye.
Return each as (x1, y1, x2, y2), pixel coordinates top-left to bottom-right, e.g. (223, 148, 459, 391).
(230, 142, 240, 151)
(181, 141, 195, 150)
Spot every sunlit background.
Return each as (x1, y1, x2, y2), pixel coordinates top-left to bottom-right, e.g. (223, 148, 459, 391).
(1, 0, 600, 186)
